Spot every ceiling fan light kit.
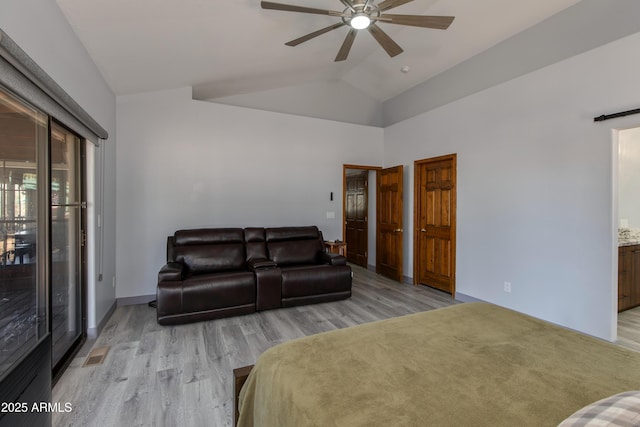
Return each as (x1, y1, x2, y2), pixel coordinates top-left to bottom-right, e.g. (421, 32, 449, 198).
(261, 0, 455, 62)
(350, 14, 371, 29)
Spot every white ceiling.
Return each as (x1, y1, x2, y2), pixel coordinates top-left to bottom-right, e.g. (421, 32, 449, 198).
(56, 0, 581, 102)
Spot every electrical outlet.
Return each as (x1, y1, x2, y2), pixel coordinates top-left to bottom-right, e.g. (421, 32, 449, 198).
(504, 281, 512, 293)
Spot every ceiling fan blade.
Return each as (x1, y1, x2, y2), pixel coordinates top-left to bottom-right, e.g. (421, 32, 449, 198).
(367, 23, 403, 58)
(335, 29, 358, 62)
(286, 22, 346, 47)
(261, 1, 343, 17)
(338, 0, 356, 13)
(376, 0, 414, 12)
(377, 14, 455, 29)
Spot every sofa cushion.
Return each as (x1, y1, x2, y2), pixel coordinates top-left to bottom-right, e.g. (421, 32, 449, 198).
(268, 239, 322, 266)
(280, 265, 352, 298)
(265, 226, 320, 242)
(182, 271, 256, 313)
(174, 228, 244, 246)
(265, 226, 323, 266)
(173, 243, 245, 274)
(172, 228, 246, 274)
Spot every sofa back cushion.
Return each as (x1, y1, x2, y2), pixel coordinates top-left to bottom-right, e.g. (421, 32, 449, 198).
(172, 228, 246, 274)
(174, 228, 242, 246)
(266, 226, 323, 266)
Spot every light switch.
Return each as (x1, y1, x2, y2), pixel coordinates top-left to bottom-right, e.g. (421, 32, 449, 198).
(326, 211, 336, 219)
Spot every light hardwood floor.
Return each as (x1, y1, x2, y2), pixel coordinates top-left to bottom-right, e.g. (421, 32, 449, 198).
(52, 265, 456, 427)
(53, 266, 640, 427)
(617, 305, 640, 352)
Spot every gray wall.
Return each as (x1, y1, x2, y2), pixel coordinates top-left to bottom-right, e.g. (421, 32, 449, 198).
(116, 87, 384, 299)
(205, 80, 383, 127)
(382, 0, 640, 126)
(384, 30, 640, 341)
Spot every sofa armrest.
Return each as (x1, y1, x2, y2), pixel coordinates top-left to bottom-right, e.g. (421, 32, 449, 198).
(158, 262, 184, 281)
(255, 267, 282, 311)
(246, 258, 278, 271)
(320, 252, 347, 266)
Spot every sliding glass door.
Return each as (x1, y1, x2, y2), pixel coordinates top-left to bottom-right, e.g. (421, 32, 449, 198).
(50, 121, 85, 373)
(0, 85, 86, 401)
(0, 87, 48, 382)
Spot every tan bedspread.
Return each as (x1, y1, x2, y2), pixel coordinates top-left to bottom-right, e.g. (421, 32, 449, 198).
(237, 302, 640, 427)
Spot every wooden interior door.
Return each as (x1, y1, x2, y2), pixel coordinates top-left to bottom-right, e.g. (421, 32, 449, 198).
(345, 171, 368, 267)
(377, 165, 403, 282)
(414, 155, 456, 294)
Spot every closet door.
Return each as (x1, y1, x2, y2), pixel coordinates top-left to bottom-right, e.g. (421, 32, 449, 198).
(414, 155, 456, 295)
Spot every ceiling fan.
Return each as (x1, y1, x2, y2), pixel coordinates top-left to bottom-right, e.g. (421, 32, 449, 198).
(261, 0, 455, 62)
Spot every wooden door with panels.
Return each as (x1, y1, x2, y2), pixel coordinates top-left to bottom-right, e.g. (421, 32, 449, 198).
(414, 155, 456, 295)
(377, 165, 404, 282)
(345, 171, 368, 267)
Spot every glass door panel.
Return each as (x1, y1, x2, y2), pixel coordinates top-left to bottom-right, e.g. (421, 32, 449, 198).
(50, 121, 84, 369)
(0, 87, 48, 381)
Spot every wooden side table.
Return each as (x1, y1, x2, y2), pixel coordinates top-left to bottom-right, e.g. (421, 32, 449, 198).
(324, 241, 347, 257)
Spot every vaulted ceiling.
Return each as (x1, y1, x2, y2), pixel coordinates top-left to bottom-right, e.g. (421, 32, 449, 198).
(56, 0, 581, 105)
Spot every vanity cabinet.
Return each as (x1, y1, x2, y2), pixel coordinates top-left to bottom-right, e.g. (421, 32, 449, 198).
(618, 244, 640, 312)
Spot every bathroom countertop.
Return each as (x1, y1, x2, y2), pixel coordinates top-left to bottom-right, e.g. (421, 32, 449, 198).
(619, 228, 640, 247)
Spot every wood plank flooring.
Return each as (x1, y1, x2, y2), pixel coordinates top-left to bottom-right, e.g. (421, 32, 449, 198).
(53, 266, 640, 427)
(617, 306, 640, 352)
(52, 265, 456, 427)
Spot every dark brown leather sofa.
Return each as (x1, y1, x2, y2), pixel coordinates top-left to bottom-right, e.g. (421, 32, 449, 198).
(156, 226, 352, 325)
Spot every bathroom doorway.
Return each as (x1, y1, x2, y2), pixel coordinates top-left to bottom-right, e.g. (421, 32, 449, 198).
(616, 125, 640, 350)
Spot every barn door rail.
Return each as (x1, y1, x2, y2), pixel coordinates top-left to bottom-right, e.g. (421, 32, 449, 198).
(594, 107, 640, 122)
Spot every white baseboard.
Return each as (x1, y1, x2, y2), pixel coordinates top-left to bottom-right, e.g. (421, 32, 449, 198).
(455, 292, 485, 303)
(87, 300, 116, 339)
(117, 294, 156, 307)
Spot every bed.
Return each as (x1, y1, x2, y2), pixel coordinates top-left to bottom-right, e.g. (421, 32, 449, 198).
(234, 302, 640, 426)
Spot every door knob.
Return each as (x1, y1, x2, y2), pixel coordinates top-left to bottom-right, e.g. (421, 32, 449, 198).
(394, 228, 403, 232)
(421, 228, 426, 232)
